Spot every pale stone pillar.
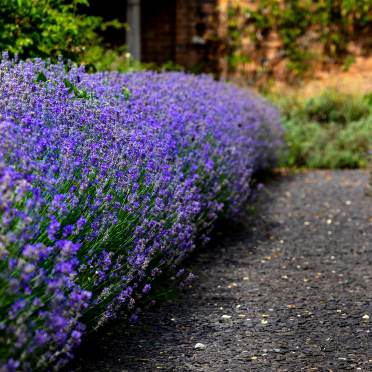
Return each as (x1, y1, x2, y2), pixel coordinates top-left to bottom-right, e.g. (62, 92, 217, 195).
(127, 0, 141, 60)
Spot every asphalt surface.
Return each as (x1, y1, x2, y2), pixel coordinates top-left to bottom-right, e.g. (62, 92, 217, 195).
(73, 170, 372, 371)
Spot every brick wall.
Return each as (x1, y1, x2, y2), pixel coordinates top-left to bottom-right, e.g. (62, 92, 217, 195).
(88, 0, 222, 73)
(178, 0, 221, 72)
(141, 0, 221, 73)
(141, 0, 176, 64)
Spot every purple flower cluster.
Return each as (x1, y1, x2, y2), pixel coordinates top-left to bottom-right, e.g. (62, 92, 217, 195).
(0, 53, 282, 370)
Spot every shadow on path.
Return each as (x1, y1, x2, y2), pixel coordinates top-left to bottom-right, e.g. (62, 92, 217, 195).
(72, 171, 371, 371)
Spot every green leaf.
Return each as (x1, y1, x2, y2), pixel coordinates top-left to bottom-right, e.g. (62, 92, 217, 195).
(63, 78, 77, 94)
(35, 72, 47, 83)
(122, 86, 131, 101)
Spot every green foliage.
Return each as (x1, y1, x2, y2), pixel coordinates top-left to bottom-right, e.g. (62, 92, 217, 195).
(158, 60, 184, 72)
(281, 90, 371, 124)
(274, 91, 372, 168)
(35, 71, 47, 83)
(0, 0, 99, 60)
(81, 45, 146, 73)
(227, 0, 372, 78)
(63, 78, 96, 99)
(0, 0, 143, 72)
(121, 86, 131, 101)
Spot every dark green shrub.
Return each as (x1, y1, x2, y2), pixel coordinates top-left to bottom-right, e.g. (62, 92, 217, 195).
(0, 0, 139, 71)
(0, 0, 100, 60)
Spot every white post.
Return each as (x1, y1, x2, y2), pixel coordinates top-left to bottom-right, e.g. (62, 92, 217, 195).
(127, 0, 141, 61)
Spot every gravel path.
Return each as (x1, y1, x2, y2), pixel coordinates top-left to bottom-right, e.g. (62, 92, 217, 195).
(73, 170, 372, 371)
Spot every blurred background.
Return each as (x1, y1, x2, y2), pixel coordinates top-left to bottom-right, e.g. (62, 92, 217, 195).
(1, 0, 371, 169)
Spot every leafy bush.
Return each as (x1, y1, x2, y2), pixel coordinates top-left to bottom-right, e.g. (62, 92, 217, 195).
(275, 90, 372, 168)
(0, 0, 136, 71)
(282, 118, 371, 168)
(367, 151, 372, 195)
(0, 0, 99, 60)
(0, 54, 282, 370)
(280, 90, 371, 124)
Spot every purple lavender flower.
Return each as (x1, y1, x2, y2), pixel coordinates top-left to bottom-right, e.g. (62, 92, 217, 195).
(142, 284, 151, 294)
(0, 55, 282, 370)
(47, 216, 60, 241)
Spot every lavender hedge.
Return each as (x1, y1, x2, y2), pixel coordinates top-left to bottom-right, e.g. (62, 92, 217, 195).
(0, 54, 282, 371)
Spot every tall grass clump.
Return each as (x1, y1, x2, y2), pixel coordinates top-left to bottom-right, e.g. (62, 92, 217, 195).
(0, 54, 282, 371)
